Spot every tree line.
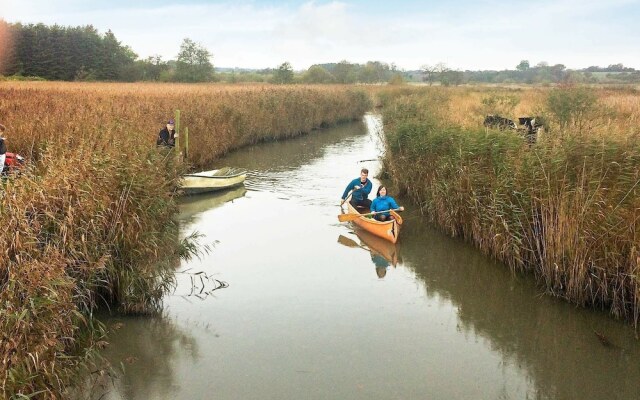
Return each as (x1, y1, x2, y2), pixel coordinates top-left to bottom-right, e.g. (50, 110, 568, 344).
(0, 21, 214, 82)
(420, 60, 640, 86)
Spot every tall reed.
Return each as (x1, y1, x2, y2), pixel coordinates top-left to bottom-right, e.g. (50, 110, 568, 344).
(380, 86, 640, 326)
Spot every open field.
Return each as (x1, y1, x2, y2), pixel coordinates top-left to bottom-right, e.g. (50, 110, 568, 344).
(0, 82, 371, 398)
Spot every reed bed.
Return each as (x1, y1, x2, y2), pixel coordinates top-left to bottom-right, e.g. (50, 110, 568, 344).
(379, 86, 640, 326)
(0, 82, 370, 398)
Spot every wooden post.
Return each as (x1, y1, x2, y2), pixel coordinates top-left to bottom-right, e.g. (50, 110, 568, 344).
(174, 109, 181, 151)
(184, 127, 189, 159)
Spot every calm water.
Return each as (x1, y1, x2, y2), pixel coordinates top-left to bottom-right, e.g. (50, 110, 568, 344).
(91, 115, 640, 400)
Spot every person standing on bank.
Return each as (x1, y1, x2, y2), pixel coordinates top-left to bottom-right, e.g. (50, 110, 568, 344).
(340, 168, 373, 209)
(157, 118, 178, 147)
(0, 123, 7, 171)
(370, 185, 404, 221)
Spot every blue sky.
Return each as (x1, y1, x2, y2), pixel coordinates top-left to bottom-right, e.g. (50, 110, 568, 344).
(2, 0, 639, 70)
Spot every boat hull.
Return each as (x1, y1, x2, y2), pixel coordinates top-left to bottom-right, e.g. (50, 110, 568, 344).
(181, 169, 246, 195)
(345, 201, 401, 244)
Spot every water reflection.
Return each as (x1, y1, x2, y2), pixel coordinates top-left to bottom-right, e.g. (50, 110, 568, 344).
(399, 221, 640, 400)
(89, 316, 199, 400)
(178, 186, 247, 224)
(218, 120, 368, 173)
(337, 229, 402, 279)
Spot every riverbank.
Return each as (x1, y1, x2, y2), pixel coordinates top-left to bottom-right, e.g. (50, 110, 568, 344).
(378, 86, 640, 326)
(0, 82, 371, 398)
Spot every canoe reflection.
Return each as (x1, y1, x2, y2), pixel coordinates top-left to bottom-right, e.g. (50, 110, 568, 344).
(178, 186, 247, 223)
(337, 229, 402, 279)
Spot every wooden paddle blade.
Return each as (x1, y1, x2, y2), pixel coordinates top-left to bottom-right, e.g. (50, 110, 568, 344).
(338, 213, 361, 222)
(337, 235, 360, 248)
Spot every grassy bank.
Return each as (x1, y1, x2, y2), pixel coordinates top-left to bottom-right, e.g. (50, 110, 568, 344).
(0, 82, 371, 398)
(379, 86, 640, 326)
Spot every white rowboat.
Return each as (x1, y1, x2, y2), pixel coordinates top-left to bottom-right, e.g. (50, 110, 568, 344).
(181, 167, 247, 195)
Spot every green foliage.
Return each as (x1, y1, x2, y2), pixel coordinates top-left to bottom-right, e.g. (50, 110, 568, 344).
(302, 65, 336, 83)
(440, 70, 464, 86)
(546, 85, 599, 133)
(516, 60, 530, 71)
(3, 23, 136, 81)
(332, 60, 358, 83)
(175, 38, 214, 82)
(272, 61, 294, 84)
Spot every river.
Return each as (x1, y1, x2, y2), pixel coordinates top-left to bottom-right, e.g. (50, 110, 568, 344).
(91, 115, 640, 400)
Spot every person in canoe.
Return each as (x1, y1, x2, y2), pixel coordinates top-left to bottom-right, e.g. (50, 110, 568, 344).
(370, 185, 404, 221)
(340, 168, 372, 209)
(157, 118, 178, 147)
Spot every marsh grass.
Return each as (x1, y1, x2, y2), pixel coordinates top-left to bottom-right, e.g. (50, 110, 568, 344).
(380, 86, 640, 326)
(0, 82, 370, 398)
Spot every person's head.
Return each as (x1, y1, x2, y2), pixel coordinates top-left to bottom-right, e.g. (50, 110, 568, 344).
(360, 168, 368, 183)
(0, 123, 5, 136)
(167, 119, 175, 131)
(376, 185, 387, 197)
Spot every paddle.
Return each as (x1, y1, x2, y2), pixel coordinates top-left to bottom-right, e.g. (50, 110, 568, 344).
(337, 235, 366, 249)
(338, 208, 403, 222)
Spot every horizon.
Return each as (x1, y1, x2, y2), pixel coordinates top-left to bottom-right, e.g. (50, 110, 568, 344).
(2, 0, 639, 71)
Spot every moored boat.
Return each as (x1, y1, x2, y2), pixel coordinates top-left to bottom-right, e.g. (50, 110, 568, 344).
(342, 201, 402, 244)
(181, 167, 247, 195)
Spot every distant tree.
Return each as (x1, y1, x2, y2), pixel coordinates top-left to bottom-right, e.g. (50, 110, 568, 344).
(421, 64, 438, 85)
(137, 55, 169, 81)
(272, 61, 294, 84)
(440, 69, 464, 86)
(607, 63, 625, 72)
(302, 65, 335, 83)
(332, 60, 357, 84)
(97, 30, 136, 80)
(175, 38, 214, 82)
(358, 61, 390, 83)
(388, 72, 405, 85)
(516, 60, 530, 71)
(550, 64, 567, 82)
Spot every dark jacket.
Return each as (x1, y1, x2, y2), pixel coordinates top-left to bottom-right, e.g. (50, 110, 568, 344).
(157, 127, 176, 147)
(0, 138, 6, 155)
(341, 178, 372, 202)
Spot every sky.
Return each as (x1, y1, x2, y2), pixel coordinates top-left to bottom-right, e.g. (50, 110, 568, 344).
(1, 0, 639, 71)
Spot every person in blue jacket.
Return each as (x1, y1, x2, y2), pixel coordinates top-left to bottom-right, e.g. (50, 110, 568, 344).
(340, 168, 373, 209)
(370, 185, 404, 221)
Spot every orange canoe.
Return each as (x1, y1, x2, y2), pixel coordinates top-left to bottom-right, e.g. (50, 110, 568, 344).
(343, 201, 402, 244)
